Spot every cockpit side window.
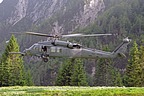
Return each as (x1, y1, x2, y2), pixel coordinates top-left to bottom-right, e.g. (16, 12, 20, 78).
(29, 45, 36, 50)
(29, 44, 42, 51)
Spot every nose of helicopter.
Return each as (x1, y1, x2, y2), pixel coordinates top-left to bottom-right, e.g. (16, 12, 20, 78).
(23, 49, 30, 55)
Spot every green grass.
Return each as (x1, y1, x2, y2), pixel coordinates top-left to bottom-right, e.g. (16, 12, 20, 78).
(0, 86, 144, 96)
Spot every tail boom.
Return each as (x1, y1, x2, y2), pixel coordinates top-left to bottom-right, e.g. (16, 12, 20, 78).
(112, 37, 131, 57)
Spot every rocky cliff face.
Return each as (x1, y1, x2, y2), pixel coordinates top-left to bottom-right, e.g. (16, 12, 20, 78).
(0, 0, 105, 35)
(0, 0, 105, 86)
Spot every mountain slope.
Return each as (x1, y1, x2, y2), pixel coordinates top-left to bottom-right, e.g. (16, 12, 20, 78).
(1, 0, 144, 86)
(0, 0, 105, 43)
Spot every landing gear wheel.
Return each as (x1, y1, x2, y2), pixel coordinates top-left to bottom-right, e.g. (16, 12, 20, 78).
(43, 58, 49, 62)
(41, 54, 49, 62)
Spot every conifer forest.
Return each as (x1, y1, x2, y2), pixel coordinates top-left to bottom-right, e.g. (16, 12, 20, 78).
(0, 0, 144, 89)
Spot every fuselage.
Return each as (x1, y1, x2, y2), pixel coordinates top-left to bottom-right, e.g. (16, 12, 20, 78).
(48, 47, 115, 58)
(24, 40, 116, 59)
(10, 37, 131, 62)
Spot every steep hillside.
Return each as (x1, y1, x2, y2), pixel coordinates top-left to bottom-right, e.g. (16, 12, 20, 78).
(0, 0, 106, 86)
(0, 0, 105, 43)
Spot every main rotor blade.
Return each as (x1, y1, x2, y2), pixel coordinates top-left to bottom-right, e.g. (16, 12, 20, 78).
(11, 32, 112, 38)
(25, 32, 54, 37)
(11, 32, 54, 37)
(82, 33, 112, 37)
(62, 34, 83, 37)
(62, 33, 112, 37)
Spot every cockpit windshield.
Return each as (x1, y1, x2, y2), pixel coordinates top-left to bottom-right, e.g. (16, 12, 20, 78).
(29, 44, 48, 52)
(29, 43, 39, 50)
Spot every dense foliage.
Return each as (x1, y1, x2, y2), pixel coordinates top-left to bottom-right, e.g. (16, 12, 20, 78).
(124, 41, 144, 87)
(0, 35, 33, 86)
(75, 0, 144, 87)
(56, 59, 88, 86)
(94, 47, 123, 87)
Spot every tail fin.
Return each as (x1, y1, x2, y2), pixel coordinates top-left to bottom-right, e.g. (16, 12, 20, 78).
(113, 37, 131, 57)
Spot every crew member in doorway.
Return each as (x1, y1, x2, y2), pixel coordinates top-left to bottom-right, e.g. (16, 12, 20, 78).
(42, 46, 47, 52)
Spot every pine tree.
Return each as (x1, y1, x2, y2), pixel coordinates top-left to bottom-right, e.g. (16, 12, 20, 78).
(94, 57, 107, 86)
(94, 57, 113, 86)
(138, 46, 144, 86)
(25, 70, 34, 86)
(0, 62, 4, 86)
(71, 59, 88, 86)
(55, 59, 74, 86)
(56, 58, 88, 86)
(0, 35, 27, 86)
(113, 70, 123, 87)
(124, 41, 141, 87)
(94, 46, 123, 86)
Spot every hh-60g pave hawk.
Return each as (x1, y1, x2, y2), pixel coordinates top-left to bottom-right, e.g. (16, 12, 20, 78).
(11, 32, 131, 62)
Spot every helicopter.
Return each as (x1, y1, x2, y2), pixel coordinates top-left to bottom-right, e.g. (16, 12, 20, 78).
(10, 32, 131, 62)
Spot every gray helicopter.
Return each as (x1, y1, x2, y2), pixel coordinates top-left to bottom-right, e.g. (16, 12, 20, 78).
(11, 32, 131, 62)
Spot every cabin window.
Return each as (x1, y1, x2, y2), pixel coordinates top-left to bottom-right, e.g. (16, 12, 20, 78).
(51, 47, 56, 52)
(57, 48, 62, 53)
(51, 47, 61, 53)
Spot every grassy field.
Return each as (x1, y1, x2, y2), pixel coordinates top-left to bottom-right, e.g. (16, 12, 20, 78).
(0, 86, 144, 96)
